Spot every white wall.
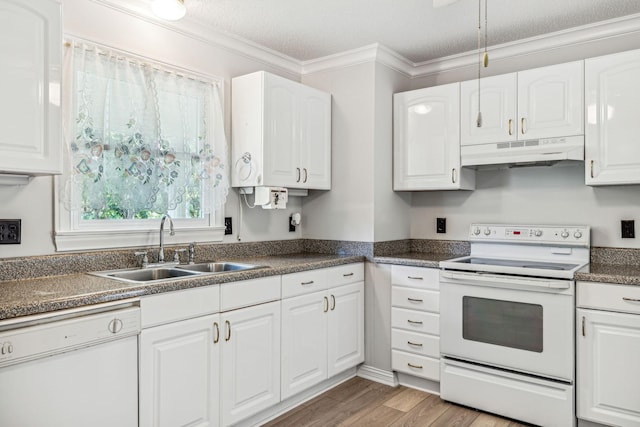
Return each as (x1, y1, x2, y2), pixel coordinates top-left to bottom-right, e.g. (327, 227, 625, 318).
(301, 63, 377, 241)
(411, 164, 640, 248)
(0, 0, 301, 258)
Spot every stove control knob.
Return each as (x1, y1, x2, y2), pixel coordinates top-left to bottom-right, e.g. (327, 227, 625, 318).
(574, 230, 583, 239)
(534, 229, 543, 237)
(483, 228, 491, 236)
(473, 227, 481, 236)
(561, 230, 570, 239)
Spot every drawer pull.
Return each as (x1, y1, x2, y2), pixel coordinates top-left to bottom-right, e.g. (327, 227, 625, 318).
(407, 276, 423, 280)
(343, 272, 354, 277)
(301, 280, 315, 285)
(623, 297, 640, 303)
(407, 341, 423, 347)
(407, 363, 423, 369)
(407, 320, 423, 325)
(407, 298, 423, 303)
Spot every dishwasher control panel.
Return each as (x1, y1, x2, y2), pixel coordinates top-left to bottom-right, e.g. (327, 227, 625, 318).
(0, 306, 140, 367)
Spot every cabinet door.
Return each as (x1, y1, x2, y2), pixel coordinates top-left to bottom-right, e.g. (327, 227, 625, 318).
(393, 83, 463, 190)
(299, 86, 331, 190)
(140, 314, 220, 427)
(518, 61, 583, 141)
(281, 291, 328, 399)
(263, 74, 300, 188)
(461, 73, 517, 146)
(0, 0, 61, 175)
(577, 308, 640, 426)
(221, 301, 281, 426)
(585, 49, 640, 185)
(328, 282, 364, 377)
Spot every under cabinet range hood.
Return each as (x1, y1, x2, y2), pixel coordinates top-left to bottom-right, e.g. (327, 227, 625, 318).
(461, 135, 584, 168)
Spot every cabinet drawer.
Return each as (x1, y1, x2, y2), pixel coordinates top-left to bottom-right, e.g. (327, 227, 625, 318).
(326, 263, 364, 287)
(141, 285, 220, 328)
(391, 308, 439, 335)
(392, 329, 439, 358)
(577, 281, 640, 315)
(221, 276, 281, 311)
(391, 265, 439, 290)
(392, 286, 439, 313)
(392, 350, 440, 381)
(282, 269, 328, 299)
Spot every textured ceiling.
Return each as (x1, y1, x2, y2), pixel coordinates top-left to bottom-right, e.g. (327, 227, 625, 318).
(183, 0, 640, 63)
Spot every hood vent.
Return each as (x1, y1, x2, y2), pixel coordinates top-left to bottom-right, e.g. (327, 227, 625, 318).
(461, 135, 584, 168)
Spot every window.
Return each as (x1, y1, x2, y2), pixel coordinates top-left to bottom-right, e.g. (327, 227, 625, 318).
(55, 41, 229, 251)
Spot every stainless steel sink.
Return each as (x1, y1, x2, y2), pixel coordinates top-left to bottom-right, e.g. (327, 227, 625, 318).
(107, 268, 199, 281)
(176, 262, 259, 273)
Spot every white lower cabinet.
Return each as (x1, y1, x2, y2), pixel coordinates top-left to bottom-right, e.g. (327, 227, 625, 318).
(390, 265, 440, 381)
(140, 314, 221, 427)
(220, 301, 281, 426)
(281, 264, 365, 400)
(577, 281, 640, 427)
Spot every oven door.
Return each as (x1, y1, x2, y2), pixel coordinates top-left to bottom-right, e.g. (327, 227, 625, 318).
(440, 270, 574, 382)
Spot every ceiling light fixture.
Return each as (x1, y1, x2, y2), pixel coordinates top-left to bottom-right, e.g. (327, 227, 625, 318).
(151, 0, 186, 21)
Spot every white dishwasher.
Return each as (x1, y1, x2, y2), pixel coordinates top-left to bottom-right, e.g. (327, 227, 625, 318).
(0, 301, 140, 427)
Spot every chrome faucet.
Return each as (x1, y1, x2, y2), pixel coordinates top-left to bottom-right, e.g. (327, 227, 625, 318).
(158, 214, 175, 263)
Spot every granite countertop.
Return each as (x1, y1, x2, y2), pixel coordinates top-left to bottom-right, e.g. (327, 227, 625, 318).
(575, 263, 640, 286)
(373, 252, 462, 268)
(0, 253, 364, 321)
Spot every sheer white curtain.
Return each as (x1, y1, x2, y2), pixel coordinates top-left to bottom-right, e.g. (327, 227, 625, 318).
(61, 40, 228, 221)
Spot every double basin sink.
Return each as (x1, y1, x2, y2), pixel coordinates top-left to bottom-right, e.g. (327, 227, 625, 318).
(91, 262, 263, 284)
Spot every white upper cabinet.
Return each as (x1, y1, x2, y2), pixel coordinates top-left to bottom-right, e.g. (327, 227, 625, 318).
(461, 61, 583, 145)
(0, 0, 62, 176)
(585, 49, 640, 185)
(232, 71, 331, 190)
(393, 82, 475, 191)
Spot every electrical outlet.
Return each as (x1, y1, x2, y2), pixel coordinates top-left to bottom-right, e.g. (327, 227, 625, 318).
(622, 220, 635, 238)
(0, 219, 21, 244)
(289, 215, 296, 232)
(224, 217, 233, 235)
(436, 217, 446, 234)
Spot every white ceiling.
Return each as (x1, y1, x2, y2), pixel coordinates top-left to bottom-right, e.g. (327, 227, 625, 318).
(183, 0, 640, 63)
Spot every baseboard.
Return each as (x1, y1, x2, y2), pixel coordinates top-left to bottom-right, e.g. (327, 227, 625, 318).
(356, 364, 398, 387)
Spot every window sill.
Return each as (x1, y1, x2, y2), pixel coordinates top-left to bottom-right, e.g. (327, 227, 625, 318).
(54, 227, 225, 252)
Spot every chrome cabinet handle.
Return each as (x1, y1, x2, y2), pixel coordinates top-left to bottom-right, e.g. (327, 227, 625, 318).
(590, 160, 594, 179)
(225, 320, 231, 342)
(407, 363, 423, 369)
(581, 316, 585, 337)
(623, 297, 640, 302)
(213, 322, 220, 344)
(451, 168, 456, 183)
(296, 168, 301, 182)
(343, 272, 354, 277)
(407, 319, 423, 325)
(407, 341, 423, 347)
(521, 117, 526, 134)
(324, 296, 329, 313)
(301, 280, 314, 285)
(407, 276, 423, 280)
(330, 294, 336, 311)
(508, 119, 513, 135)
(407, 298, 423, 303)
(303, 168, 308, 183)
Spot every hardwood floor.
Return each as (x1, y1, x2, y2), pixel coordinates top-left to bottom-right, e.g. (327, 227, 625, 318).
(264, 377, 530, 427)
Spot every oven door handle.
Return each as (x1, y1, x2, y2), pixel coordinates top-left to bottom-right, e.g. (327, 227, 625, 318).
(440, 271, 571, 290)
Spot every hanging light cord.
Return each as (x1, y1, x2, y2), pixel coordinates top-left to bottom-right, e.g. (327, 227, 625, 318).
(476, 0, 482, 127)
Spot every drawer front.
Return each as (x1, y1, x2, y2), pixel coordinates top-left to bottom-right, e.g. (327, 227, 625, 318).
(392, 286, 439, 313)
(281, 269, 328, 299)
(221, 276, 281, 311)
(391, 265, 439, 290)
(141, 285, 219, 328)
(392, 329, 440, 358)
(577, 281, 640, 314)
(392, 350, 440, 381)
(326, 263, 364, 287)
(391, 308, 439, 335)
